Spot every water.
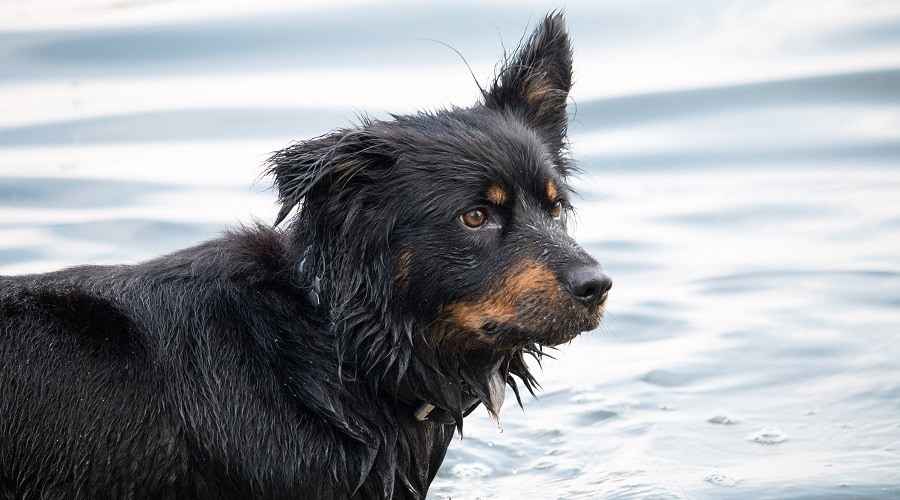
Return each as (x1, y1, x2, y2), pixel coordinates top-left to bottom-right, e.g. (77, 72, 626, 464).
(2, 1, 899, 498)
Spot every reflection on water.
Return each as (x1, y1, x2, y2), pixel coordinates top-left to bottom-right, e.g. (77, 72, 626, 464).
(1, 1, 899, 498)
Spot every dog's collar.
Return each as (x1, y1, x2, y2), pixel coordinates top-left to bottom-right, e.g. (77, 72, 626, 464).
(414, 403, 437, 421)
(410, 398, 480, 424)
(395, 375, 481, 425)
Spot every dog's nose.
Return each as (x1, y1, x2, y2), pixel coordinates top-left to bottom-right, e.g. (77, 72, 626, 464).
(563, 265, 612, 306)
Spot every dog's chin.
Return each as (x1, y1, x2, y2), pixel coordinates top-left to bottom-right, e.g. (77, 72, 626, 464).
(539, 328, 583, 347)
(538, 303, 606, 347)
(536, 321, 597, 347)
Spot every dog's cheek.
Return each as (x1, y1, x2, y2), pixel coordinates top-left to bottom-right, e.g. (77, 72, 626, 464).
(445, 298, 517, 334)
(442, 259, 562, 335)
(398, 252, 461, 320)
(502, 260, 561, 305)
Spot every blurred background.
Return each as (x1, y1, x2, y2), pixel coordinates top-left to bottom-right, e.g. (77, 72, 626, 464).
(2, 1, 900, 498)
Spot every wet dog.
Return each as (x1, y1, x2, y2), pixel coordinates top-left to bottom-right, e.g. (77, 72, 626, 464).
(0, 12, 609, 499)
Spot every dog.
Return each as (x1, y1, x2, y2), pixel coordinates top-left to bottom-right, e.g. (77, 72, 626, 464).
(0, 12, 610, 499)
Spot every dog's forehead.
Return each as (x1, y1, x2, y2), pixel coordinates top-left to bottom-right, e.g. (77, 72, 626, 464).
(468, 125, 563, 205)
(386, 108, 566, 211)
(478, 157, 562, 209)
(412, 110, 563, 202)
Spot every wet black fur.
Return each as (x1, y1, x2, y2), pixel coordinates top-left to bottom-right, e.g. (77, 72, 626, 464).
(0, 12, 596, 500)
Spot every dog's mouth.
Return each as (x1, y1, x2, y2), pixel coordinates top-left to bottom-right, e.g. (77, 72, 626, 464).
(480, 297, 606, 348)
(430, 294, 607, 419)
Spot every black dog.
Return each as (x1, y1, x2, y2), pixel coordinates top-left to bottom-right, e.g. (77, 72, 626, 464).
(0, 12, 610, 499)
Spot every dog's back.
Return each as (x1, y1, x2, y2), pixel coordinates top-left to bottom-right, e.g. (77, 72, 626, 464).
(0, 229, 285, 498)
(2, 264, 176, 497)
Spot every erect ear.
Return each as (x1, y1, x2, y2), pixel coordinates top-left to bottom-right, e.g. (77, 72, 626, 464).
(266, 125, 391, 225)
(485, 11, 573, 155)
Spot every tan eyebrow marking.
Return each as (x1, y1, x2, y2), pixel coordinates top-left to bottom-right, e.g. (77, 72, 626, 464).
(486, 184, 508, 205)
(546, 179, 559, 202)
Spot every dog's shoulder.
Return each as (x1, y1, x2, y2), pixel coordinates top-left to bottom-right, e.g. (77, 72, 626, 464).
(0, 224, 310, 362)
(1, 266, 133, 347)
(132, 223, 294, 286)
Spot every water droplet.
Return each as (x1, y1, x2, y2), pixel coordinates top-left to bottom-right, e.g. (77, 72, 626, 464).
(704, 471, 740, 487)
(746, 427, 788, 445)
(708, 414, 739, 425)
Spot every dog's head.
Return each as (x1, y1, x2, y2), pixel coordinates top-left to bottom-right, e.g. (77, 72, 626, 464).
(269, 13, 609, 417)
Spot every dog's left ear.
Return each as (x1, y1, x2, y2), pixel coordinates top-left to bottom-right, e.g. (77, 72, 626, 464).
(485, 11, 573, 156)
(267, 126, 392, 225)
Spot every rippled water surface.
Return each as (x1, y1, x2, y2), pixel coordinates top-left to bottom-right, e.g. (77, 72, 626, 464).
(2, 1, 900, 498)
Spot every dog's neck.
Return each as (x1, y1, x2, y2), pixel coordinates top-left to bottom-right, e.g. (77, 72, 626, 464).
(397, 381, 480, 426)
(287, 232, 537, 429)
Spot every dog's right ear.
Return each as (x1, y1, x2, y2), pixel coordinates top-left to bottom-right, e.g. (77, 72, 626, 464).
(266, 127, 391, 226)
(485, 12, 573, 161)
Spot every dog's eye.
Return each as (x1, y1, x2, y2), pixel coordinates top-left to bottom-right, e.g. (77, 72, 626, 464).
(550, 200, 563, 219)
(460, 208, 488, 229)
